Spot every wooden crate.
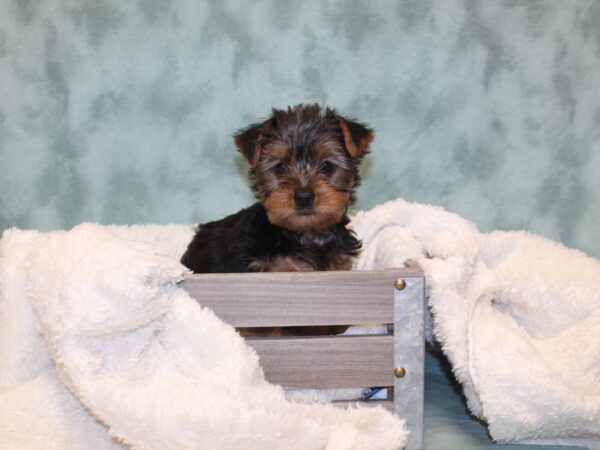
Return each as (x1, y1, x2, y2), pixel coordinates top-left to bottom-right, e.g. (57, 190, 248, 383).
(184, 268, 425, 450)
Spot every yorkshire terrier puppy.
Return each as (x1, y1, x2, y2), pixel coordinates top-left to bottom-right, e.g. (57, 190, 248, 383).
(180, 104, 374, 274)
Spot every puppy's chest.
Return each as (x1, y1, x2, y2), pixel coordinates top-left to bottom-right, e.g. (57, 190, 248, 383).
(250, 234, 352, 272)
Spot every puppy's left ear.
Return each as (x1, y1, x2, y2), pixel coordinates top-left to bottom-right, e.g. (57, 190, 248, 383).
(234, 119, 274, 166)
(338, 117, 374, 158)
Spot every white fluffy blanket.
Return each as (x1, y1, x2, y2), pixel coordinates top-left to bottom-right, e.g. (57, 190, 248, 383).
(0, 224, 406, 449)
(352, 199, 600, 449)
(1, 199, 599, 449)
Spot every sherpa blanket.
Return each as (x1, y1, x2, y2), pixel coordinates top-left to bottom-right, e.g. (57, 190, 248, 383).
(352, 199, 600, 450)
(0, 224, 406, 449)
(1, 199, 599, 450)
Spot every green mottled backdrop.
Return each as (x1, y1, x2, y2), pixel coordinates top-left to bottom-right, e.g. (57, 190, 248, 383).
(1, 0, 599, 257)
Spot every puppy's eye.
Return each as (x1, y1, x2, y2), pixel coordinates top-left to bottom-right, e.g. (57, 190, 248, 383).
(274, 162, 287, 175)
(319, 161, 334, 174)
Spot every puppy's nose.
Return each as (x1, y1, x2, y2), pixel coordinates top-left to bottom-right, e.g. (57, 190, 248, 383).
(294, 190, 315, 208)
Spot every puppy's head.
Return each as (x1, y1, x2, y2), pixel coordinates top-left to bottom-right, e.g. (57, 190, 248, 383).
(234, 104, 373, 232)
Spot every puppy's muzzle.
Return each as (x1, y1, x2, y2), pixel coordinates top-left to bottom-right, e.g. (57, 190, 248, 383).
(294, 190, 315, 209)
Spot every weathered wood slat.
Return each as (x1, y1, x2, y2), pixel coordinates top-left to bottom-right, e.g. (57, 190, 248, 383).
(183, 267, 426, 449)
(246, 334, 393, 389)
(182, 268, 421, 327)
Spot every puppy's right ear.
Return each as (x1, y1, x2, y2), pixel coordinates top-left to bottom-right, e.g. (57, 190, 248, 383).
(338, 117, 374, 159)
(234, 118, 274, 166)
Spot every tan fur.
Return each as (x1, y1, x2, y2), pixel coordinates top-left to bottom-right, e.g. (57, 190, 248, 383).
(339, 118, 374, 158)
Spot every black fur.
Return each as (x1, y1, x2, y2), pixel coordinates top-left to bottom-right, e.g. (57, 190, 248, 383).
(180, 203, 361, 273)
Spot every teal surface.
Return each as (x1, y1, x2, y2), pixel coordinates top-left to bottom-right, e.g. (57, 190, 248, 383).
(425, 352, 585, 450)
(0, 0, 599, 259)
